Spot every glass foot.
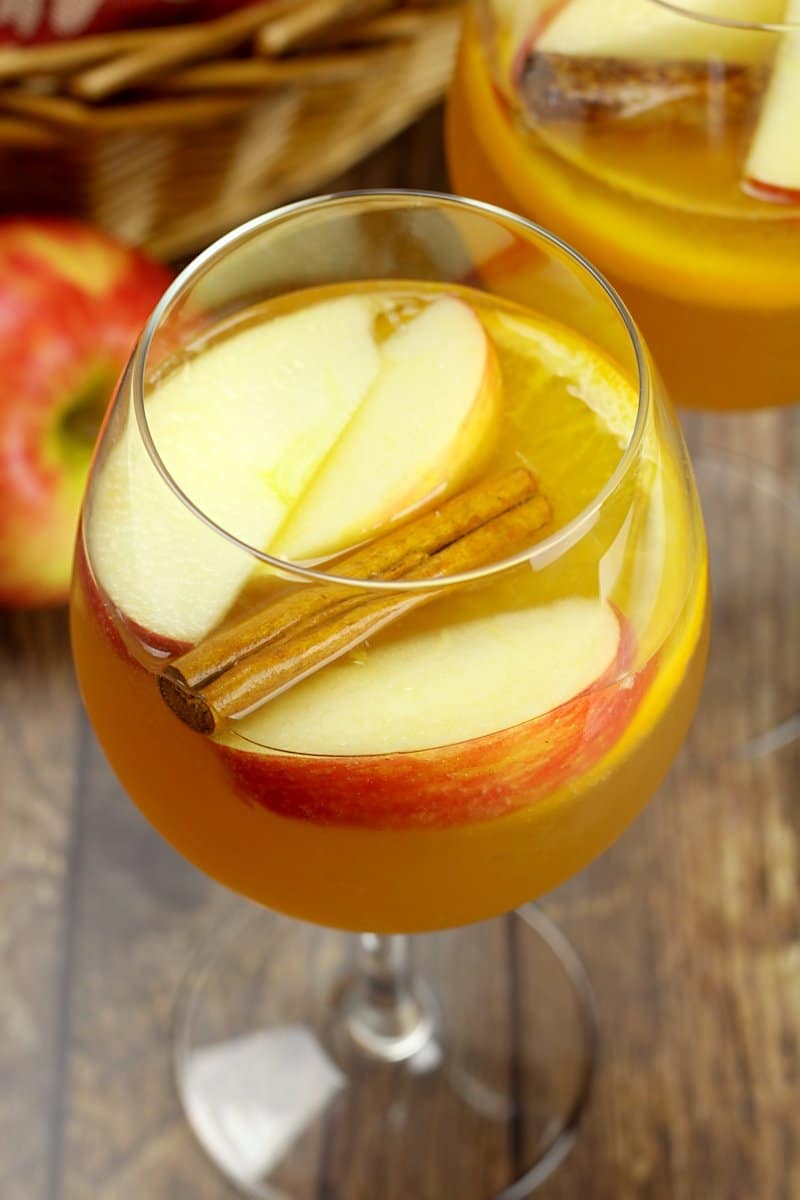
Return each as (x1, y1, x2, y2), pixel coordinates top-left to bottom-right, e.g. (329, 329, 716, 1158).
(690, 452, 800, 762)
(174, 904, 597, 1200)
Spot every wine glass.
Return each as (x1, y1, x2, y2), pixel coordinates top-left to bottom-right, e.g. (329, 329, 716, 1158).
(447, 0, 800, 760)
(70, 192, 708, 1198)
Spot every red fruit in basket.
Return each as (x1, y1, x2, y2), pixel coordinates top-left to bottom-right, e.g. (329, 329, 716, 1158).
(0, 217, 172, 608)
(0, 1, 261, 44)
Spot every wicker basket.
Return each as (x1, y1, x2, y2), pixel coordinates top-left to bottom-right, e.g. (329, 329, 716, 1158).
(0, 0, 462, 258)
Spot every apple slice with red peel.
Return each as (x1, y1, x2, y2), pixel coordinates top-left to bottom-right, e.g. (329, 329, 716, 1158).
(274, 297, 500, 561)
(535, 0, 786, 64)
(218, 597, 646, 828)
(744, 3, 800, 203)
(226, 596, 623, 755)
(88, 295, 380, 645)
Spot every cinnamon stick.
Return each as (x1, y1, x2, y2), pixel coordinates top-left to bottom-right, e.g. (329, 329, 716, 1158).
(519, 53, 766, 129)
(159, 475, 551, 734)
(163, 465, 540, 691)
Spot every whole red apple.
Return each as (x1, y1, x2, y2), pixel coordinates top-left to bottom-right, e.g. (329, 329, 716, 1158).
(0, 218, 172, 607)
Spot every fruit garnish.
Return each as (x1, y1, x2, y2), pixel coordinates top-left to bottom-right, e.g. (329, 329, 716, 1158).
(229, 596, 625, 757)
(274, 296, 500, 560)
(158, 467, 552, 734)
(89, 295, 381, 645)
(90, 293, 501, 645)
(482, 308, 642, 525)
(744, 0, 800, 202)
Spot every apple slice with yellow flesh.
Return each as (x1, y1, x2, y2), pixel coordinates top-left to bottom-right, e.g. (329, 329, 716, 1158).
(273, 297, 500, 561)
(745, 2, 800, 202)
(536, 0, 786, 63)
(216, 597, 648, 829)
(227, 596, 622, 755)
(88, 295, 380, 646)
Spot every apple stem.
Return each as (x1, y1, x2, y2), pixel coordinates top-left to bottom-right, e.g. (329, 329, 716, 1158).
(330, 933, 438, 1065)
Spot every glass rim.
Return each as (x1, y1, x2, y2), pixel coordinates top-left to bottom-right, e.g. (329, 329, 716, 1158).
(645, 0, 800, 32)
(131, 190, 652, 593)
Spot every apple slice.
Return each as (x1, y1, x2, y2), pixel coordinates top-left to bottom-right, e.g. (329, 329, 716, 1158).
(744, 2, 800, 202)
(226, 596, 623, 755)
(89, 295, 380, 645)
(273, 297, 500, 561)
(536, 0, 786, 64)
(216, 597, 648, 829)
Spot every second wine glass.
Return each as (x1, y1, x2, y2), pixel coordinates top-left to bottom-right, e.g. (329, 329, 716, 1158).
(447, 0, 800, 758)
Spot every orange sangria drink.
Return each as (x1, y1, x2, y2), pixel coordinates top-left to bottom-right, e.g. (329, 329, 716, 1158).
(70, 194, 707, 1196)
(448, 0, 800, 411)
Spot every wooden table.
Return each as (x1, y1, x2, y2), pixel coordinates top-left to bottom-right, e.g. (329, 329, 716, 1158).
(2, 110, 799, 1200)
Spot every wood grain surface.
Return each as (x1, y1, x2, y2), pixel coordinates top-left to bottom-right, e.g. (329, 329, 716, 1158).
(1, 109, 799, 1199)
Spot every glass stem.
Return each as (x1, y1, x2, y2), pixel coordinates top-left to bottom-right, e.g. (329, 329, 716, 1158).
(334, 933, 437, 1063)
